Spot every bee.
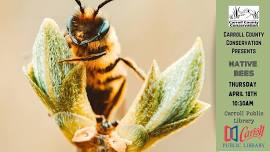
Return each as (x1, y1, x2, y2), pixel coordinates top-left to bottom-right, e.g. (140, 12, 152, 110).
(60, 0, 146, 118)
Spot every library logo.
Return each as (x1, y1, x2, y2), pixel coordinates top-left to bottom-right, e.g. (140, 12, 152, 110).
(228, 6, 259, 27)
(224, 125, 265, 142)
(224, 125, 239, 142)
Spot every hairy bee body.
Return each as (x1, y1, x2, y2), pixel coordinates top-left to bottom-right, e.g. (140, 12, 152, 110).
(64, 5, 145, 118)
(66, 21, 127, 117)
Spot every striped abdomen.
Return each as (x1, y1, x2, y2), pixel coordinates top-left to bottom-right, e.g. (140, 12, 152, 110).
(67, 27, 127, 118)
(85, 59, 127, 118)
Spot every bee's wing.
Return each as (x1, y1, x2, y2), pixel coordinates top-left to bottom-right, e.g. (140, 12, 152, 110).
(117, 38, 210, 151)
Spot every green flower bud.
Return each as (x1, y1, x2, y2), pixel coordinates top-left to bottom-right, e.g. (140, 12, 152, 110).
(24, 18, 95, 141)
(118, 38, 210, 151)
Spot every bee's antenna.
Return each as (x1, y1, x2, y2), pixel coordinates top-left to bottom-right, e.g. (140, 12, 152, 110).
(93, 0, 114, 18)
(75, 0, 85, 14)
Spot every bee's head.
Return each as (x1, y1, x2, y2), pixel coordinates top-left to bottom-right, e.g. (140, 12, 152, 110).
(67, 0, 113, 46)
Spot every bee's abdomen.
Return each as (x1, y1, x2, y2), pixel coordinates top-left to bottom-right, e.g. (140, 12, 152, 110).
(69, 26, 124, 117)
(86, 72, 126, 118)
(86, 85, 112, 116)
(85, 55, 127, 117)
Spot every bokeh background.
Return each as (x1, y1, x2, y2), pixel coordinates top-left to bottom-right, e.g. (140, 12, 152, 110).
(0, 0, 215, 151)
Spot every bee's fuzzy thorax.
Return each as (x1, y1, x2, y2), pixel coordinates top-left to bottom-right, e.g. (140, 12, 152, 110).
(68, 26, 121, 70)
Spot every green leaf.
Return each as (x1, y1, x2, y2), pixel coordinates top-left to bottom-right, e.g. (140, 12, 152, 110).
(145, 37, 205, 132)
(54, 112, 93, 142)
(148, 101, 210, 140)
(29, 18, 95, 118)
(58, 64, 94, 119)
(121, 61, 162, 126)
(117, 124, 149, 152)
(32, 18, 74, 99)
(23, 64, 57, 113)
(25, 18, 96, 142)
(118, 38, 209, 151)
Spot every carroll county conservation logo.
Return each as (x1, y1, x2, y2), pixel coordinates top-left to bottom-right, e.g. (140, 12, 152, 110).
(228, 6, 259, 27)
(224, 125, 265, 142)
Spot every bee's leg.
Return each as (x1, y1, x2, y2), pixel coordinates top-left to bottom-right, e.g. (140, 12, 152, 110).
(97, 57, 146, 80)
(119, 57, 146, 80)
(104, 76, 127, 119)
(58, 51, 106, 63)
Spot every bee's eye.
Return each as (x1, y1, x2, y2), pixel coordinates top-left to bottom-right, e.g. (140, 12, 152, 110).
(87, 19, 110, 42)
(83, 18, 110, 43)
(98, 20, 110, 37)
(68, 16, 110, 45)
